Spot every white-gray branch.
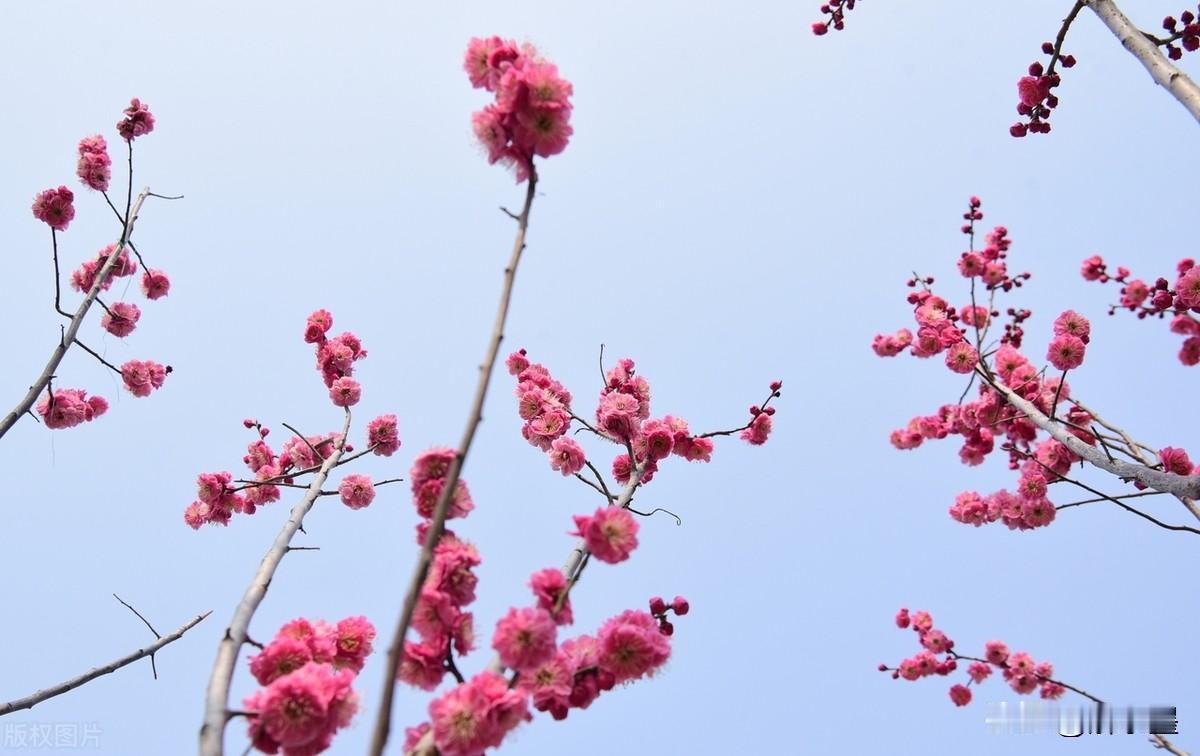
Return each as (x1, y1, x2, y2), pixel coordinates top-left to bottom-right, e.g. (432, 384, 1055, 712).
(981, 369, 1200, 499)
(1087, 0, 1200, 123)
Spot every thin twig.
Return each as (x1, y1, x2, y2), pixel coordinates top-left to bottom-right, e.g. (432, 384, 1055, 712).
(74, 337, 122, 375)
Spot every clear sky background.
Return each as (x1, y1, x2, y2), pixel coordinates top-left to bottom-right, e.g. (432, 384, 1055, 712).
(2, 2, 1197, 754)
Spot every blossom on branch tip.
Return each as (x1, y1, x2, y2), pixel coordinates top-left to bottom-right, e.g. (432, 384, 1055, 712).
(329, 376, 362, 407)
(32, 186, 75, 231)
(464, 37, 574, 181)
(120, 359, 169, 397)
(77, 135, 112, 192)
(338, 474, 375, 509)
(117, 98, 155, 141)
(141, 268, 170, 299)
(101, 301, 141, 337)
(597, 610, 671, 684)
(366, 413, 400, 456)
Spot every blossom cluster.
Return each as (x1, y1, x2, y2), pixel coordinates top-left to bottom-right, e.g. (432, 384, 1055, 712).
(811, 0, 857, 35)
(1010, 44, 1076, 138)
(1160, 8, 1200, 60)
(882, 609, 1065, 708)
(117, 98, 155, 142)
(31, 186, 76, 232)
(406, 600, 681, 756)
(244, 616, 376, 755)
(76, 135, 111, 192)
(184, 312, 398, 528)
(464, 37, 573, 181)
(507, 349, 772, 489)
(396, 445, 484, 691)
(1081, 254, 1200, 366)
(397, 522, 481, 690)
(872, 198, 1113, 530)
(34, 389, 108, 430)
(304, 309, 368, 405)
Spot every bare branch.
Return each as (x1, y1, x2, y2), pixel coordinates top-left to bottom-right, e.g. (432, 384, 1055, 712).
(0, 610, 210, 716)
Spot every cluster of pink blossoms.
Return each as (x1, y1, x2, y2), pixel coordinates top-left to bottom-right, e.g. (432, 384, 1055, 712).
(872, 199, 1112, 531)
(464, 37, 573, 181)
(76, 135, 111, 192)
(397, 455, 481, 690)
(244, 616, 376, 755)
(29, 101, 174, 431)
(882, 609, 1064, 708)
(34, 389, 107, 430)
(70, 243, 169, 304)
(404, 597, 682, 755)
(507, 349, 766, 490)
(304, 309, 367, 406)
(811, 0, 857, 35)
(116, 98, 155, 142)
(1081, 254, 1200, 365)
(184, 312, 399, 528)
(31, 186, 75, 231)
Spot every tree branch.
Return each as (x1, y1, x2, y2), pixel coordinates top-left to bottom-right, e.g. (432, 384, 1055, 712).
(404, 461, 647, 756)
(0, 188, 153, 440)
(1087, 0, 1200, 123)
(368, 165, 539, 756)
(977, 367, 1200, 499)
(0, 609, 210, 716)
(198, 409, 352, 756)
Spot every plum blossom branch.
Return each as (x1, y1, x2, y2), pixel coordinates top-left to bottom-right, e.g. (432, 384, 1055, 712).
(0, 188, 151, 440)
(946, 650, 1102, 703)
(405, 461, 647, 756)
(199, 409, 352, 756)
(976, 366, 1200, 499)
(369, 165, 540, 756)
(1086, 0, 1200, 123)
(0, 608, 210, 716)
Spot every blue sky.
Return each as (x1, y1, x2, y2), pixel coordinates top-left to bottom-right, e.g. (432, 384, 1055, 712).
(2, 1, 1197, 754)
